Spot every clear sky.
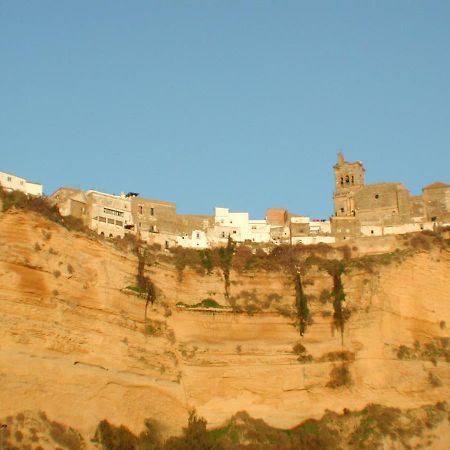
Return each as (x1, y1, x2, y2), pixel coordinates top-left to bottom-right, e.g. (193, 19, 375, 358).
(1, 1, 449, 218)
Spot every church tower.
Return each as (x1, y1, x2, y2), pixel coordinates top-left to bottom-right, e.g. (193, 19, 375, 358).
(333, 152, 365, 216)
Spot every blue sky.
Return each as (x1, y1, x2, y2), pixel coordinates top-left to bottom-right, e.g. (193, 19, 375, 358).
(1, 1, 449, 218)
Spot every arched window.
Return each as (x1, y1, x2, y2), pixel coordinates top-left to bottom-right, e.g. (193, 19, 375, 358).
(340, 177, 344, 185)
(351, 175, 354, 184)
(345, 175, 350, 184)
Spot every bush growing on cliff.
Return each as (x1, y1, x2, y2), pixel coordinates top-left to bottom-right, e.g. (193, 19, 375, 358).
(169, 247, 205, 281)
(48, 420, 85, 450)
(164, 410, 221, 450)
(94, 420, 139, 449)
(326, 364, 352, 389)
(395, 338, 450, 364)
(319, 350, 355, 363)
(292, 342, 313, 363)
(0, 187, 89, 233)
(90, 402, 449, 450)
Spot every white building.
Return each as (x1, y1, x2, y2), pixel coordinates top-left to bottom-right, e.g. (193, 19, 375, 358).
(176, 230, 209, 249)
(290, 216, 336, 245)
(0, 171, 43, 196)
(209, 207, 271, 244)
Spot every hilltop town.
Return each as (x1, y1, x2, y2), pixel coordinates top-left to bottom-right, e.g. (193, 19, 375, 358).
(1, 152, 449, 249)
(1, 154, 449, 449)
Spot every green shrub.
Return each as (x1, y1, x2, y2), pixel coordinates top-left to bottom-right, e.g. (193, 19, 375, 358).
(177, 298, 224, 309)
(126, 285, 147, 294)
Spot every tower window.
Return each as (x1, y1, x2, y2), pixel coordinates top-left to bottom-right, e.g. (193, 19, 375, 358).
(351, 175, 354, 184)
(375, 194, 379, 199)
(340, 177, 344, 185)
(340, 207, 344, 213)
(345, 175, 350, 184)
(150, 207, 154, 216)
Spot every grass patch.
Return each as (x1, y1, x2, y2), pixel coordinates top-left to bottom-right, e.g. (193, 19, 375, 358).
(176, 298, 225, 309)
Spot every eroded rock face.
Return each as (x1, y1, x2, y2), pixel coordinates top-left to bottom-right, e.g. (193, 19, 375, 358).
(0, 211, 449, 444)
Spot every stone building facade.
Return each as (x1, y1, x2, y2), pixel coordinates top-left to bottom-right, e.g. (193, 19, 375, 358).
(331, 152, 450, 240)
(48, 153, 449, 247)
(50, 187, 213, 246)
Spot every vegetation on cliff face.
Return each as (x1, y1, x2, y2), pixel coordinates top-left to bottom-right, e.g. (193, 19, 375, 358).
(328, 262, 349, 344)
(87, 402, 449, 450)
(395, 338, 450, 365)
(293, 270, 309, 336)
(0, 187, 87, 232)
(137, 247, 157, 329)
(218, 237, 235, 302)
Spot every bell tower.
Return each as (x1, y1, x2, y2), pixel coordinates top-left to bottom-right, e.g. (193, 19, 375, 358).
(333, 152, 365, 216)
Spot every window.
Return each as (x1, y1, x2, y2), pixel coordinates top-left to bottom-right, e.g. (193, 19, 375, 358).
(345, 175, 349, 184)
(371, 230, 374, 235)
(165, 241, 169, 249)
(116, 220, 123, 226)
(375, 194, 379, 199)
(138, 205, 143, 214)
(99, 216, 107, 223)
(340, 207, 344, 213)
(104, 208, 124, 217)
(150, 207, 154, 216)
(196, 232, 200, 239)
(233, 230, 237, 234)
(340, 177, 344, 185)
(351, 175, 354, 184)
(7, 176, 11, 182)
(107, 218, 114, 224)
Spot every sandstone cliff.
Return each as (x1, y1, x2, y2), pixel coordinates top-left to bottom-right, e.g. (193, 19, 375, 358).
(0, 210, 449, 448)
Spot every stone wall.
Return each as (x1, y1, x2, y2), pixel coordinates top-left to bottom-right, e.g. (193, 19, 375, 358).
(423, 183, 450, 221)
(176, 214, 214, 235)
(130, 196, 177, 235)
(353, 183, 411, 224)
(331, 216, 361, 240)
